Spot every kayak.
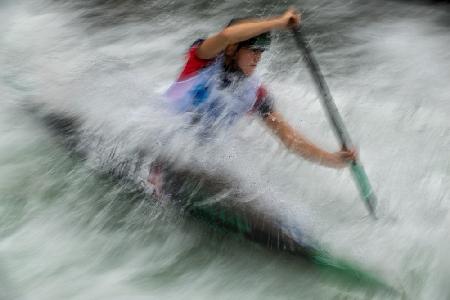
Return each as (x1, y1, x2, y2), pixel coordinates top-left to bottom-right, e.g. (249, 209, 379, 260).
(156, 164, 390, 286)
(35, 108, 396, 291)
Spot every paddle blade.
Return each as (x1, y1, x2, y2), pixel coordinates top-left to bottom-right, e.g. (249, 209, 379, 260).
(350, 161, 378, 218)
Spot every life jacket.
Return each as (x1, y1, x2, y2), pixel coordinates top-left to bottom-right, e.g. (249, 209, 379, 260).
(165, 56, 261, 128)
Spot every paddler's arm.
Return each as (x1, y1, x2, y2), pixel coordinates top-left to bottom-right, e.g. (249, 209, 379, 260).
(196, 8, 301, 59)
(263, 111, 356, 169)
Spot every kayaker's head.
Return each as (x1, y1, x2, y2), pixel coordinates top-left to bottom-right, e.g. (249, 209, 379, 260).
(224, 18, 271, 76)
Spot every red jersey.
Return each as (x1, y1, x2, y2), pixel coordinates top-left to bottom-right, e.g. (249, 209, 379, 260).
(176, 40, 274, 118)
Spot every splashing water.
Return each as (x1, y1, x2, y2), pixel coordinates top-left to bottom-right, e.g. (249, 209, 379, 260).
(1, 0, 449, 298)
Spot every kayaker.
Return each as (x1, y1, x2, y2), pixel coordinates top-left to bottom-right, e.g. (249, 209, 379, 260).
(163, 7, 356, 169)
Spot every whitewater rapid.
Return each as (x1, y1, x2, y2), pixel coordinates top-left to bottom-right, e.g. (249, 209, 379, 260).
(0, 0, 449, 298)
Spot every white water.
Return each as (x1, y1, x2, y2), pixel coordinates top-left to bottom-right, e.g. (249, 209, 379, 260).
(1, 0, 449, 298)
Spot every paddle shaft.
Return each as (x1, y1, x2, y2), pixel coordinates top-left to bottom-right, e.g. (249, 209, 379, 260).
(291, 27, 377, 218)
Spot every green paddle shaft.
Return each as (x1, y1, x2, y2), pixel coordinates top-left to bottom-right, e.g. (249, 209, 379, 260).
(291, 27, 377, 218)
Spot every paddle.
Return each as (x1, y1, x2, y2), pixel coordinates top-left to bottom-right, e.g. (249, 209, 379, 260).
(291, 26, 377, 218)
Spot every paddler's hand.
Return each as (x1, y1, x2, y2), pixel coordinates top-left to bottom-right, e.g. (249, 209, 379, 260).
(327, 148, 358, 169)
(278, 7, 301, 29)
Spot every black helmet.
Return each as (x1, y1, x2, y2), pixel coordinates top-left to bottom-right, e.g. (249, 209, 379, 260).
(226, 18, 271, 52)
(238, 32, 271, 52)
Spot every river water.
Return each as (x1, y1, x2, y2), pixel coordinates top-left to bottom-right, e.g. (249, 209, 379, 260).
(1, 0, 449, 299)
